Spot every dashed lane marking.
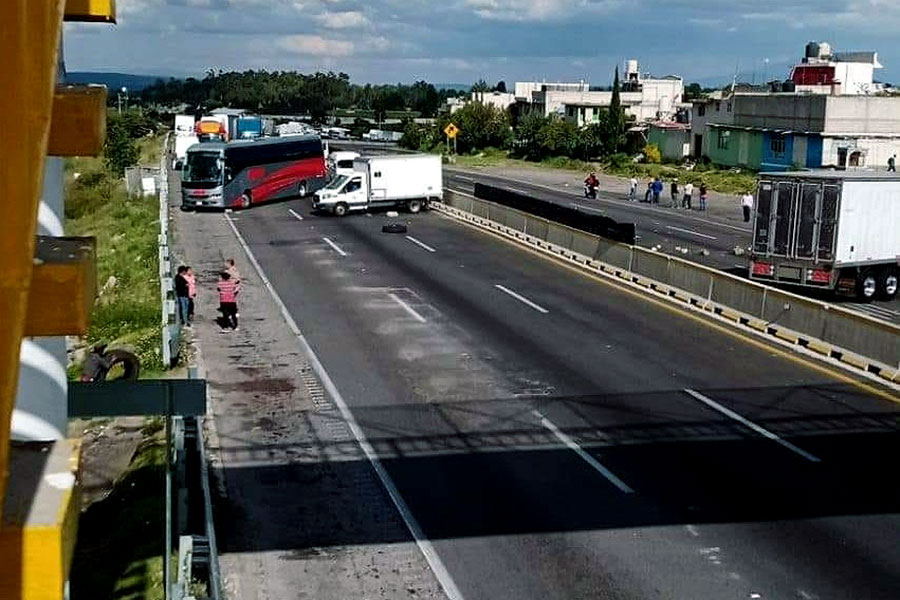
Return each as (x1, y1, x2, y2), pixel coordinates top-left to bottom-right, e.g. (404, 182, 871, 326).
(406, 235, 436, 253)
(322, 236, 347, 257)
(533, 409, 634, 493)
(288, 208, 304, 221)
(388, 292, 427, 323)
(666, 226, 718, 241)
(683, 389, 821, 463)
(495, 284, 549, 314)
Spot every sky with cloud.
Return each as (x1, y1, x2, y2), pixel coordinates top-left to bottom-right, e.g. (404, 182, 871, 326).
(64, 0, 900, 86)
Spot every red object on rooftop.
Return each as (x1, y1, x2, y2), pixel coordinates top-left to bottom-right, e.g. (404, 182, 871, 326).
(792, 65, 835, 86)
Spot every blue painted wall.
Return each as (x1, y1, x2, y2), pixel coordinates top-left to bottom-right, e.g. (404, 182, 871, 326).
(806, 135, 823, 167)
(761, 131, 795, 171)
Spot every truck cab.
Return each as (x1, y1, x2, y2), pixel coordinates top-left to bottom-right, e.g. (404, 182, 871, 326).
(312, 173, 366, 216)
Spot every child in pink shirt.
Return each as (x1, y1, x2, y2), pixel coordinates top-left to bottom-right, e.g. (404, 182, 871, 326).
(217, 271, 239, 331)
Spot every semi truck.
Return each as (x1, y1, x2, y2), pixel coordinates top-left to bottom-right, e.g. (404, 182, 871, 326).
(313, 154, 442, 216)
(749, 171, 900, 301)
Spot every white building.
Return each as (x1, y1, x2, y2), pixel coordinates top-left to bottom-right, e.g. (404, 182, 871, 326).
(516, 61, 684, 125)
(472, 91, 517, 111)
(790, 41, 884, 95)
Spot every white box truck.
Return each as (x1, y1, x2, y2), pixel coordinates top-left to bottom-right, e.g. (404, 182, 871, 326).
(172, 134, 199, 170)
(750, 171, 900, 301)
(174, 114, 195, 137)
(313, 154, 442, 216)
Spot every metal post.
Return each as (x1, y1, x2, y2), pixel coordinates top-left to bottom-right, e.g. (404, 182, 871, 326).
(164, 384, 173, 600)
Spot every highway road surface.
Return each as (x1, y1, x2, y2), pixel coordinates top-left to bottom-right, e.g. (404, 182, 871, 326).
(211, 188, 900, 600)
(442, 166, 900, 325)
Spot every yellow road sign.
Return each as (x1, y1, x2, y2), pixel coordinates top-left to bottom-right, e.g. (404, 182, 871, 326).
(444, 123, 459, 139)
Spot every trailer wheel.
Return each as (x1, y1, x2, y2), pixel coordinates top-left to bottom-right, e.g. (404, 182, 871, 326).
(855, 270, 878, 302)
(333, 202, 349, 217)
(876, 268, 898, 301)
(240, 191, 252, 209)
(407, 199, 422, 214)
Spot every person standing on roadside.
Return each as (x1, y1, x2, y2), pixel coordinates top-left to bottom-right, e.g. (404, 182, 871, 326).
(652, 177, 663, 204)
(889, 154, 897, 172)
(217, 271, 240, 331)
(699, 183, 709, 211)
(175, 266, 191, 328)
(185, 266, 197, 324)
(670, 179, 679, 208)
(682, 181, 694, 209)
(628, 176, 638, 201)
(741, 191, 754, 222)
(644, 180, 653, 203)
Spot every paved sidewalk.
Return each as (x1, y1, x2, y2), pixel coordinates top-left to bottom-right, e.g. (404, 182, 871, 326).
(169, 171, 445, 599)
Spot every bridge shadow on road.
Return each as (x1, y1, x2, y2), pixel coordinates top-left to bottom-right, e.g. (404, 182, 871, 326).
(213, 382, 900, 558)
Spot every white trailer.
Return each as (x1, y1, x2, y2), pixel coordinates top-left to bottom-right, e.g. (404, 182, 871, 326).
(750, 171, 900, 301)
(313, 154, 443, 216)
(174, 114, 195, 137)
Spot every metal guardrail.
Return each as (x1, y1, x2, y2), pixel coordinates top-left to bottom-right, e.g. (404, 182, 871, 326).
(439, 191, 900, 384)
(159, 133, 182, 367)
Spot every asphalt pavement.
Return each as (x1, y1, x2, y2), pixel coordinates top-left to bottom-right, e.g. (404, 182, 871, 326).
(443, 166, 900, 324)
(220, 194, 900, 600)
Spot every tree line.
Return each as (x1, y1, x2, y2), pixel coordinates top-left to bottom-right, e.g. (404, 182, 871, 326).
(140, 70, 461, 120)
(401, 67, 632, 163)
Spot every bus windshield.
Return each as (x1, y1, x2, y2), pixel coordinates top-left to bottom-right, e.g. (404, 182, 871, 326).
(325, 175, 348, 190)
(184, 152, 222, 183)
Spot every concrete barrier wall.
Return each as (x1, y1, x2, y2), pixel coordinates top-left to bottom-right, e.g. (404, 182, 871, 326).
(442, 191, 900, 371)
(631, 249, 670, 285)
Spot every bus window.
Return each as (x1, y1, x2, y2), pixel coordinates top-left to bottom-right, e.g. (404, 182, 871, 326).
(184, 152, 222, 183)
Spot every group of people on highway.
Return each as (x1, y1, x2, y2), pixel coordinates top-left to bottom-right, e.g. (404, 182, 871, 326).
(585, 171, 755, 222)
(175, 259, 243, 332)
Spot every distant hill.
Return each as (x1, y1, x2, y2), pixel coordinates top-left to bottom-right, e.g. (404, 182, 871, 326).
(66, 72, 168, 92)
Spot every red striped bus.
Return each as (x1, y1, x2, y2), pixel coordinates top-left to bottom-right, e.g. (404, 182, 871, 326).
(181, 135, 327, 209)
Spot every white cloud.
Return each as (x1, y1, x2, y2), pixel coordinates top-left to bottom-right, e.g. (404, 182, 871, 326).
(463, 0, 620, 21)
(316, 10, 370, 29)
(278, 34, 354, 56)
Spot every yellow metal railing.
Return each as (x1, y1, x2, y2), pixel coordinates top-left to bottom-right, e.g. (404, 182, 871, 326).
(0, 1, 115, 598)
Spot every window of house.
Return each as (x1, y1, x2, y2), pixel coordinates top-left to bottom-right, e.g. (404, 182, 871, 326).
(770, 136, 786, 155)
(698, 104, 706, 117)
(717, 129, 730, 150)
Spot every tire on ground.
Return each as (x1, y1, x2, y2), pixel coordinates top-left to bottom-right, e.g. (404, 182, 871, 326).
(382, 223, 408, 234)
(876, 267, 898, 301)
(101, 349, 141, 382)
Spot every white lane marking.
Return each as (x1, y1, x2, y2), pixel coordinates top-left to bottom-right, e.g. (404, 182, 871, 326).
(288, 208, 304, 221)
(571, 203, 606, 214)
(533, 409, 634, 493)
(406, 235, 436, 253)
(666, 226, 718, 241)
(495, 284, 549, 314)
(322, 237, 347, 257)
(505, 186, 531, 195)
(388, 292, 427, 323)
(683, 389, 821, 463)
(685, 524, 700, 537)
(224, 213, 465, 600)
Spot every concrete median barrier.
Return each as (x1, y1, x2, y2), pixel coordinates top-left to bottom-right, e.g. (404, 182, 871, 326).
(438, 189, 900, 383)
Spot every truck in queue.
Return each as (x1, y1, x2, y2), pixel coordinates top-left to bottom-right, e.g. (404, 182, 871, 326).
(312, 154, 442, 216)
(749, 171, 900, 301)
(173, 134, 199, 170)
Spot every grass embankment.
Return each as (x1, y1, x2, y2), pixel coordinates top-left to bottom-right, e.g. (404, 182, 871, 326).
(70, 419, 167, 600)
(66, 134, 166, 376)
(452, 148, 757, 194)
(67, 133, 171, 599)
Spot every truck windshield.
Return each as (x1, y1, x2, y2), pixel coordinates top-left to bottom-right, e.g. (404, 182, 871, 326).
(325, 175, 348, 190)
(184, 152, 222, 183)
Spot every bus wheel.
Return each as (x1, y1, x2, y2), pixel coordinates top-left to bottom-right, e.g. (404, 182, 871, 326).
(240, 192, 252, 209)
(298, 181, 308, 198)
(334, 202, 349, 217)
(407, 199, 422, 214)
(855, 270, 877, 302)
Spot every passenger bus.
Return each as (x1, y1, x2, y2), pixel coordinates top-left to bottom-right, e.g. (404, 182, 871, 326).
(181, 135, 327, 209)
